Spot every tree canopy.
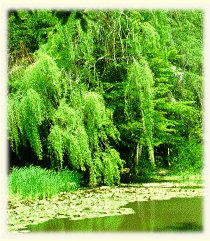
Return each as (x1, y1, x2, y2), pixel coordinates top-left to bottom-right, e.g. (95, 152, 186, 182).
(8, 9, 203, 185)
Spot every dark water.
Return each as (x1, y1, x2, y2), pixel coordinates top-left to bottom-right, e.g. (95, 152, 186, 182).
(25, 197, 202, 232)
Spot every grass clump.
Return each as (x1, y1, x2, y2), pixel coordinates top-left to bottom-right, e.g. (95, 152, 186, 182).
(8, 165, 81, 199)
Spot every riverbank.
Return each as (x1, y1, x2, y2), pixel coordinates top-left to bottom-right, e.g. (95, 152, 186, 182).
(8, 180, 203, 233)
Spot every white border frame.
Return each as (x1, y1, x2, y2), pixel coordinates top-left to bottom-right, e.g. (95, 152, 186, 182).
(1, 1, 210, 240)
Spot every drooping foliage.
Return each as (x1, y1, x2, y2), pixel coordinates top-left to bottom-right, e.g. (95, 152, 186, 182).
(8, 52, 123, 185)
(125, 58, 155, 167)
(8, 9, 203, 185)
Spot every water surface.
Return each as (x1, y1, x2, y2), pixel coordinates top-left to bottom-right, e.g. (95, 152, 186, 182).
(26, 197, 202, 232)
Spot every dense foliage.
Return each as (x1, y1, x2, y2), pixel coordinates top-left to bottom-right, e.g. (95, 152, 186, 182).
(8, 9, 203, 186)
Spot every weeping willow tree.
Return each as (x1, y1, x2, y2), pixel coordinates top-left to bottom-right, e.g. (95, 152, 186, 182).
(8, 53, 62, 159)
(8, 53, 124, 186)
(125, 57, 155, 168)
(8, 11, 124, 186)
(121, 12, 158, 170)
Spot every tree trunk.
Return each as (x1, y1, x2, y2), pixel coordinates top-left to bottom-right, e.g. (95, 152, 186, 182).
(148, 144, 155, 168)
(135, 142, 142, 166)
(133, 142, 142, 174)
(141, 114, 155, 168)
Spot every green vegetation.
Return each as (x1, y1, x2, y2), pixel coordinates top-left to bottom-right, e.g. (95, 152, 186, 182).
(9, 166, 81, 199)
(8, 9, 203, 194)
(171, 139, 203, 174)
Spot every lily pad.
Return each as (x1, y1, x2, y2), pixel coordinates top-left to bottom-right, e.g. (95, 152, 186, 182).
(8, 181, 203, 232)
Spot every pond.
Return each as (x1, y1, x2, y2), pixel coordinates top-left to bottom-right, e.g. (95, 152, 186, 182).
(24, 197, 202, 232)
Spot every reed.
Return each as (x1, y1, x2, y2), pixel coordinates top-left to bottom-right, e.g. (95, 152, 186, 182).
(8, 166, 81, 199)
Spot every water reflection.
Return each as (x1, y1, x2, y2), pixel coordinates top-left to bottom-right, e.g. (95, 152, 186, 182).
(26, 197, 202, 232)
(157, 222, 202, 231)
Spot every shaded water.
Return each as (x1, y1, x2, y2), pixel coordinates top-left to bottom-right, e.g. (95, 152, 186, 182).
(26, 197, 202, 232)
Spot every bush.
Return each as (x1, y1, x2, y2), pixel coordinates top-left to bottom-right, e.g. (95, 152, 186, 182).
(171, 139, 203, 174)
(8, 166, 81, 199)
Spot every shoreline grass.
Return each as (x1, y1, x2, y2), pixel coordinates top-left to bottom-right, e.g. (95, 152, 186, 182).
(8, 165, 202, 200)
(8, 166, 81, 200)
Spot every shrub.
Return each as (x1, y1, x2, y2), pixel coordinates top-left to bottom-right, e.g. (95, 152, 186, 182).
(171, 139, 203, 174)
